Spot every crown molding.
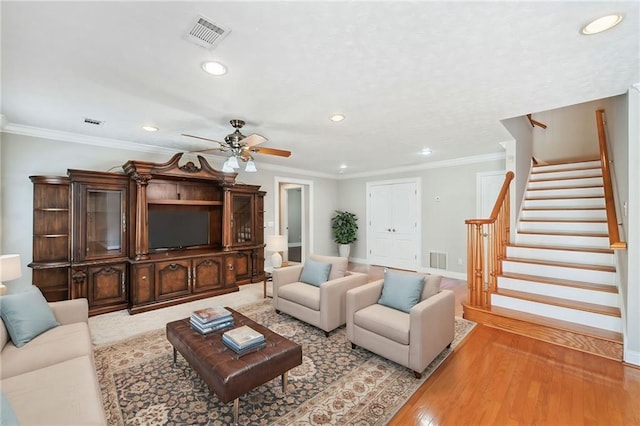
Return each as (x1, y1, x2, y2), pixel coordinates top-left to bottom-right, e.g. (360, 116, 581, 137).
(337, 151, 506, 180)
(1, 122, 505, 181)
(0, 122, 337, 179)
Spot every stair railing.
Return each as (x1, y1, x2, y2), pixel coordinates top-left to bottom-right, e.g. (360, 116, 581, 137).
(465, 171, 514, 308)
(596, 109, 627, 250)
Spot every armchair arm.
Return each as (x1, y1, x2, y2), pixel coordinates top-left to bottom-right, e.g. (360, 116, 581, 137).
(346, 280, 383, 341)
(272, 265, 304, 309)
(408, 289, 455, 373)
(48, 298, 89, 325)
(319, 272, 368, 331)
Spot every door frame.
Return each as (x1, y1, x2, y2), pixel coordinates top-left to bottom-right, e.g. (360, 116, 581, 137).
(366, 177, 421, 270)
(476, 171, 507, 218)
(274, 177, 314, 263)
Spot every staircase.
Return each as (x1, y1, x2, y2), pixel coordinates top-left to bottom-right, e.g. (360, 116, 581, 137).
(466, 159, 623, 360)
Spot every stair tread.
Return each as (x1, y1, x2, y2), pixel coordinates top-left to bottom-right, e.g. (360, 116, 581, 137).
(525, 195, 604, 200)
(500, 272, 618, 293)
(530, 174, 603, 182)
(522, 207, 605, 211)
(508, 244, 613, 254)
(476, 304, 623, 343)
(527, 185, 603, 191)
(517, 230, 608, 237)
(504, 257, 615, 272)
(519, 218, 606, 223)
(496, 288, 621, 317)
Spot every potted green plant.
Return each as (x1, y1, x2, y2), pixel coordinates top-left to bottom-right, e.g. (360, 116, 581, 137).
(331, 210, 358, 258)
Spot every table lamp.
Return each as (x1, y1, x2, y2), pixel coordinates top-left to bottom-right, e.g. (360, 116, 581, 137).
(265, 235, 286, 268)
(0, 254, 22, 296)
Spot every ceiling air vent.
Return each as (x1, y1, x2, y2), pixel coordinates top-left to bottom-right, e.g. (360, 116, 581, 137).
(83, 117, 103, 126)
(186, 15, 230, 49)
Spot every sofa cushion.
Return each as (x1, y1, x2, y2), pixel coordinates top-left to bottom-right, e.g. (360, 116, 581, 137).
(377, 270, 425, 313)
(0, 286, 59, 348)
(309, 254, 347, 281)
(421, 274, 442, 301)
(354, 303, 410, 345)
(1, 322, 93, 380)
(278, 282, 321, 311)
(1, 391, 20, 426)
(299, 258, 332, 286)
(1, 355, 107, 425)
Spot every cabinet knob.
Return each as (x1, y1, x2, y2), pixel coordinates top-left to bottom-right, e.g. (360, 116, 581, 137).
(142, 275, 147, 280)
(228, 264, 234, 270)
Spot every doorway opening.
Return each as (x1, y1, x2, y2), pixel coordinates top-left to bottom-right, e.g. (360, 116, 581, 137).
(274, 177, 313, 264)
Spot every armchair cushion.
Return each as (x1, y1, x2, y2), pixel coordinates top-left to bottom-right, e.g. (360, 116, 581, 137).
(278, 283, 321, 311)
(0, 286, 59, 348)
(354, 303, 410, 345)
(308, 254, 347, 281)
(299, 258, 332, 286)
(421, 274, 442, 301)
(377, 270, 425, 313)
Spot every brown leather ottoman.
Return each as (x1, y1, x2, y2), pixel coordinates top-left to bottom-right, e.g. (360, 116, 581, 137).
(166, 307, 302, 424)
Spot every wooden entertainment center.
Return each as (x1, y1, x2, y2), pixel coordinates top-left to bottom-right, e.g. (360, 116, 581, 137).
(29, 154, 265, 315)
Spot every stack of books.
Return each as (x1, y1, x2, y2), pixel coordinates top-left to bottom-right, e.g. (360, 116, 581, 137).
(222, 325, 266, 355)
(190, 306, 234, 335)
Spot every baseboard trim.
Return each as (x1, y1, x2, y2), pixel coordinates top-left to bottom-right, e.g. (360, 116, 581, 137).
(624, 349, 640, 366)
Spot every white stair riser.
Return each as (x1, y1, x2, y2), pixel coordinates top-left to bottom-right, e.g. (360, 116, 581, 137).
(498, 277, 618, 307)
(515, 233, 610, 249)
(531, 169, 602, 181)
(526, 187, 604, 199)
(492, 294, 621, 332)
(506, 246, 614, 266)
(518, 221, 607, 234)
(532, 161, 601, 173)
(528, 177, 603, 190)
(503, 261, 615, 285)
(520, 209, 606, 220)
(523, 198, 605, 209)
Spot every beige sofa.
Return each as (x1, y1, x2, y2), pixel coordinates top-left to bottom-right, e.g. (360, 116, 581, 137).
(346, 275, 455, 377)
(272, 254, 368, 336)
(1, 298, 107, 425)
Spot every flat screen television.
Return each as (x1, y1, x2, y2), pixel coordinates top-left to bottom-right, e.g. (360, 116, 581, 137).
(148, 209, 210, 250)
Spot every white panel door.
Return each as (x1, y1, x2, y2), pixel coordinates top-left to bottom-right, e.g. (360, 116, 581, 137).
(368, 180, 419, 270)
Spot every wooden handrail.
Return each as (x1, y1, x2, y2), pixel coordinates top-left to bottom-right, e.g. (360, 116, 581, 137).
(465, 171, 514, 308)
(596, 109, 627, 250)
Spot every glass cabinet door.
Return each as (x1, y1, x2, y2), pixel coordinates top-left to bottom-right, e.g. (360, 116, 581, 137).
(85, 189, 126, 258)
(232, 194, 253, 245)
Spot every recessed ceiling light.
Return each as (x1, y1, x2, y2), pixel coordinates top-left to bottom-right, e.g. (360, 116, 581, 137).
(329, 114, 345, 122)
(340, 164, 347, 169)
(142, 125, 159, 132)
(202, 61, 227, 75)
(420, 148, 432, 156)
(581, 14, 623, 35)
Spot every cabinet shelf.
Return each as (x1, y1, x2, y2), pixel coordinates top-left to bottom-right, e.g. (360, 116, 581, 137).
(35, 208, 70, 212)
(148, 200, 223, 206)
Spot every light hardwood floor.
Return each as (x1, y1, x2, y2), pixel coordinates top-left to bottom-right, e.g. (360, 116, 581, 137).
(352, 264, 640, 425)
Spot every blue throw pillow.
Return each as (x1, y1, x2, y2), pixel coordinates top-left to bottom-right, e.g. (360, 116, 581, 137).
(0, 286, 59, 348)
(377, 270, 425, 313)
(1, 391, 20, 425)
(299, 258, 332, 287)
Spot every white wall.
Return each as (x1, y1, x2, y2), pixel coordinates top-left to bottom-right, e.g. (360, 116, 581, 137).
(0, 132, 339, 287)
(531, 99, 609, 162)
(337, 157, 505, 275)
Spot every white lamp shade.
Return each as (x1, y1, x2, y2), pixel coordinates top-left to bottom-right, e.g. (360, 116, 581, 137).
(265, 235, 286, 252)
(0, 254, 22, 282)
(228, 156, 240, 169)
(245, 160, 257, 172)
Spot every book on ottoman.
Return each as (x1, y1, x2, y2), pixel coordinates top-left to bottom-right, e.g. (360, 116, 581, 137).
(190, 317, 234, 335)
(222, 325, 265, 352)
(191, 306, 232, 324)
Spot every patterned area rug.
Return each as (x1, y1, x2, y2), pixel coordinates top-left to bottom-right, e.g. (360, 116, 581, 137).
(95, 300, 475, 425)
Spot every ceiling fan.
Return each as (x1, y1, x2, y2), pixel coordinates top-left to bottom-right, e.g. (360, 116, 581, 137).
(182, 119, 291, 172)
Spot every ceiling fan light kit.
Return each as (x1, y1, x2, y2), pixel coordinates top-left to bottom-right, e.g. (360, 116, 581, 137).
(182, 119, 291, 173)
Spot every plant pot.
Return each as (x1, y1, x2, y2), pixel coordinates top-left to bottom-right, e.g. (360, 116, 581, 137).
(338, 244, 351, 258)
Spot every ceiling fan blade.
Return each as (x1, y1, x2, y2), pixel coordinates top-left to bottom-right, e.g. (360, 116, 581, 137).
(251, 147, 292, 157)
(189, 147, 224, 154)
(242, 133, 268, 147)
(181, 134, 224, 145)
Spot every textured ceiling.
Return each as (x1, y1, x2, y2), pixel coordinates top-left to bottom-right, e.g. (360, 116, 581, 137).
(1, 1, 638, 177)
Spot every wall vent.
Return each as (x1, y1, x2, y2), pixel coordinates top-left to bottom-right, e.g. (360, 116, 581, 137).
(429, 251, 447, 269)
(83, 117, 103, 126)
(186, 15, 230, 49)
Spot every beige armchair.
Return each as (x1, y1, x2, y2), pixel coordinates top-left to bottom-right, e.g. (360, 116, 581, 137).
(346, 274, 455, 378)
(272, 254, 368, 336)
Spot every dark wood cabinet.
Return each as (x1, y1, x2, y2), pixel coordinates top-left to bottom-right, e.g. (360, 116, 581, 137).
(30, 154, 265, 315)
